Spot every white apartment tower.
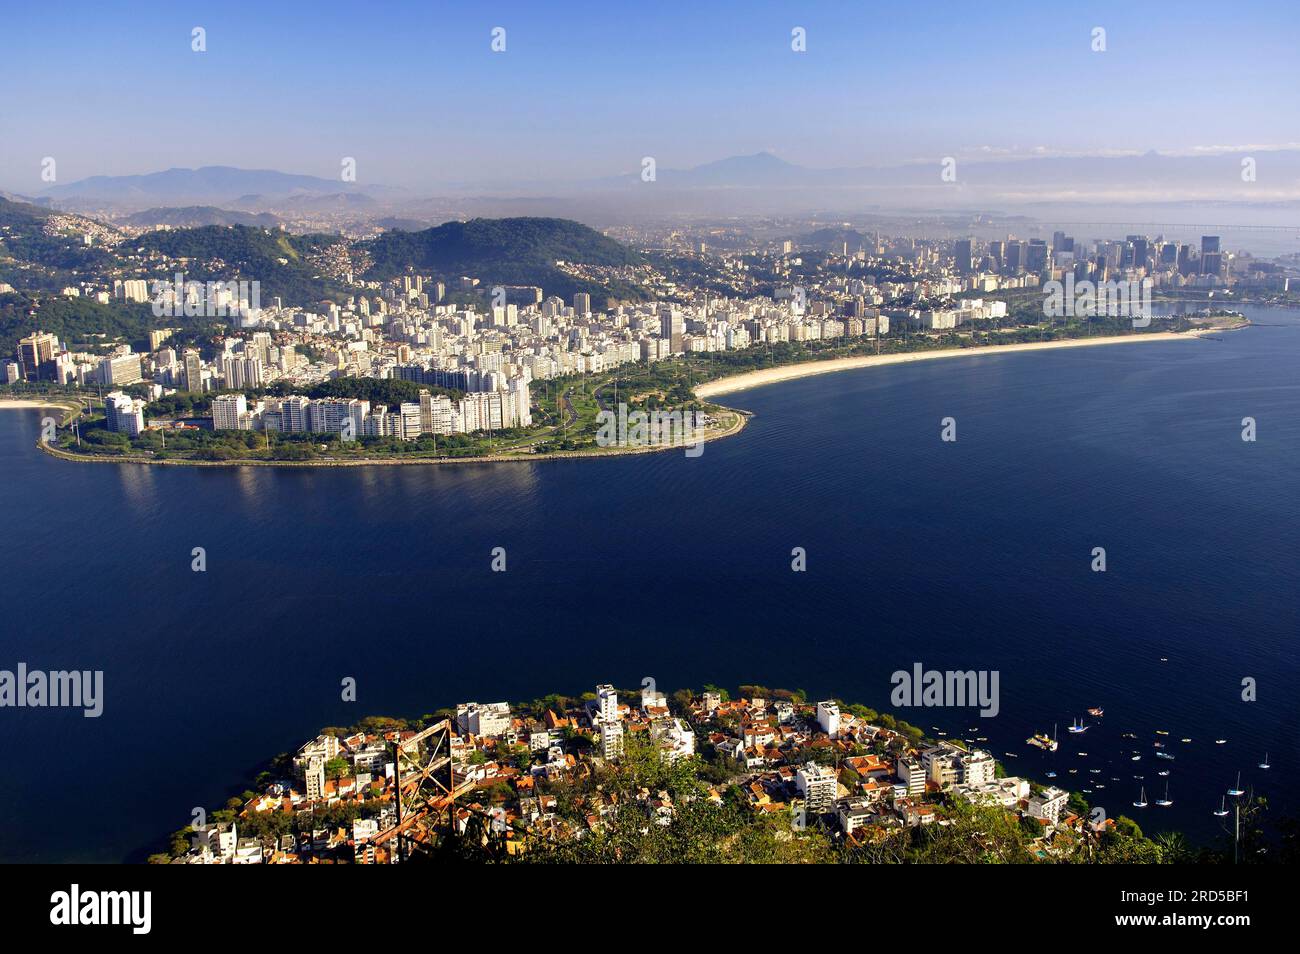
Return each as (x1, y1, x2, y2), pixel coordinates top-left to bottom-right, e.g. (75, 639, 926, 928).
(796, 761, 837, 814)
(212, 393, 248, 431)
(816, 700, 841, 739)
(596, 685, 618, 723)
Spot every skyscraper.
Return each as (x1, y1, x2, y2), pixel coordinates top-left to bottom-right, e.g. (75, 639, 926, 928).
(16, 331, 58, 381)
(1200, 236, 1222, 276)
(954, 238, 974, 274)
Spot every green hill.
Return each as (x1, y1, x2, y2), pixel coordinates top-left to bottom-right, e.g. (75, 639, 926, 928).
(122, 206, 282, 229)
(133, 225, 349, 304)
(363, 217, 647, 303)
(0, 196, 116, 278)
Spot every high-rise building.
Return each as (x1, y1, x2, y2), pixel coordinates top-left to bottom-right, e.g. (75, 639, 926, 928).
(1201, 235, 1222, 276)
(816, 700, 840, 738)
(16, 331, 59, 381)
(599, 719, 624, 760)
(182, 350, 204, 392)
(104, 391, 146, 437)
(659, 310, 685, 353)
(596, 685, 618, 723)
(97, 353, 143, 386)
(307, 399, 368, 437)
(573, 292, 592, 316)
(593, 685, 623, 759)
(419, 390, 456, 435)
(954, 238, 974, 274)
(1026, 240, 1049, 272)
(212, 394, 249, 431)
(304, 757, 325, 801)
(1128, 236, 1149, 268)
(1003, 241, 1025, 273)
(221, 356, 264, 390)
(277, 396, 311, 433)
(796, 761, 837, 814)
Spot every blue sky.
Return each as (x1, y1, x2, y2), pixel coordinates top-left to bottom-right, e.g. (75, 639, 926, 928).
(2, 0, 1297, 192)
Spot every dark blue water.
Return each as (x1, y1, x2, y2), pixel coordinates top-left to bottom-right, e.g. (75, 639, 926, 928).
(2, 306, 1298, 862)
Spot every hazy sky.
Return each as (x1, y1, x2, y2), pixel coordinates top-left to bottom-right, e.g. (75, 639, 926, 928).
(2, 0, 1297, 192)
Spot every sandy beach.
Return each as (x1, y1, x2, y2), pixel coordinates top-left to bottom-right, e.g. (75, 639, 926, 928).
(695, 332, 1202, 399)
(0, 399, 67, 410)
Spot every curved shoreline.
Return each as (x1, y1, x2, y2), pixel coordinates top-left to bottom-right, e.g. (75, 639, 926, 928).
(695, 331, 1206, 399)
(31, 408, 750, 468)
(6, 329, 1222, 469)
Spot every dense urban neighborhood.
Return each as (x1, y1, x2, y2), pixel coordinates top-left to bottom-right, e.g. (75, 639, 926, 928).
(3, 198, 1278, 463)
(157, 683, 1213, 865)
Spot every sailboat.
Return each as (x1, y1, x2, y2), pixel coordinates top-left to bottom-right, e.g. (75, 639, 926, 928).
(1133, 786, 1148, 808)
(1068, 717, 1088, 734)
(1213, 796, 1229, 817)
(1259, 752, 1271, 770)
(1155, 781, 1173, 807)
(1227, 772, 1245, 797)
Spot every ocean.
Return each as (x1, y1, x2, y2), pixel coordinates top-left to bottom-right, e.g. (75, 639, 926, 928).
(1, 304, 1297, 862)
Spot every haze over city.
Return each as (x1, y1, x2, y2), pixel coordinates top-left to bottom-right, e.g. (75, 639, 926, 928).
(3, 0, 1299, 207)
(1, 0, 1297, 924)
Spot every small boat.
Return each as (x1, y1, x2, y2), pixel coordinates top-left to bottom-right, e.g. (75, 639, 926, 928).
(1156, 730, 1169, 736)
(1122, 732, 1137, 740)
(1086, 707, 1104, 718)
(1259, 752, 1271, 770)
(1027, 726, 1058, 751)
(1155, 782, 1173, 807)
(1045, 770, 1057, 778)
(1003, 752, 1018, 758)
(1068, 768, 1078, 775)
(1158, 770, 1169, 776)
(1180, 738, 1192, 743)
(1157, 751, 1175, 761)
(1096, 783, 1105, 789)
(1227, 772, 1245, 797)
(1213, 796, 1230, 817)
(1215, 739, 1227, 745)
(1160, 657, 1168, 662)
(1068, 718, 1089, 735)
(1077, 752, 1088, 757)
(1131, 754, 1142, 761)
(1133, 786, 1148, 808)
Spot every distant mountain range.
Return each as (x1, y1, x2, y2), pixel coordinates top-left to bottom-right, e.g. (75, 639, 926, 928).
(600, 149, 1300, 200)
(29, 149, 1300, 221)
(41, 166, 398, 208)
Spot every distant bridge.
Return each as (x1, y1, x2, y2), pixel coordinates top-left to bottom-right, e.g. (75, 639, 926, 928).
(1022, 222, 1300, 234)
